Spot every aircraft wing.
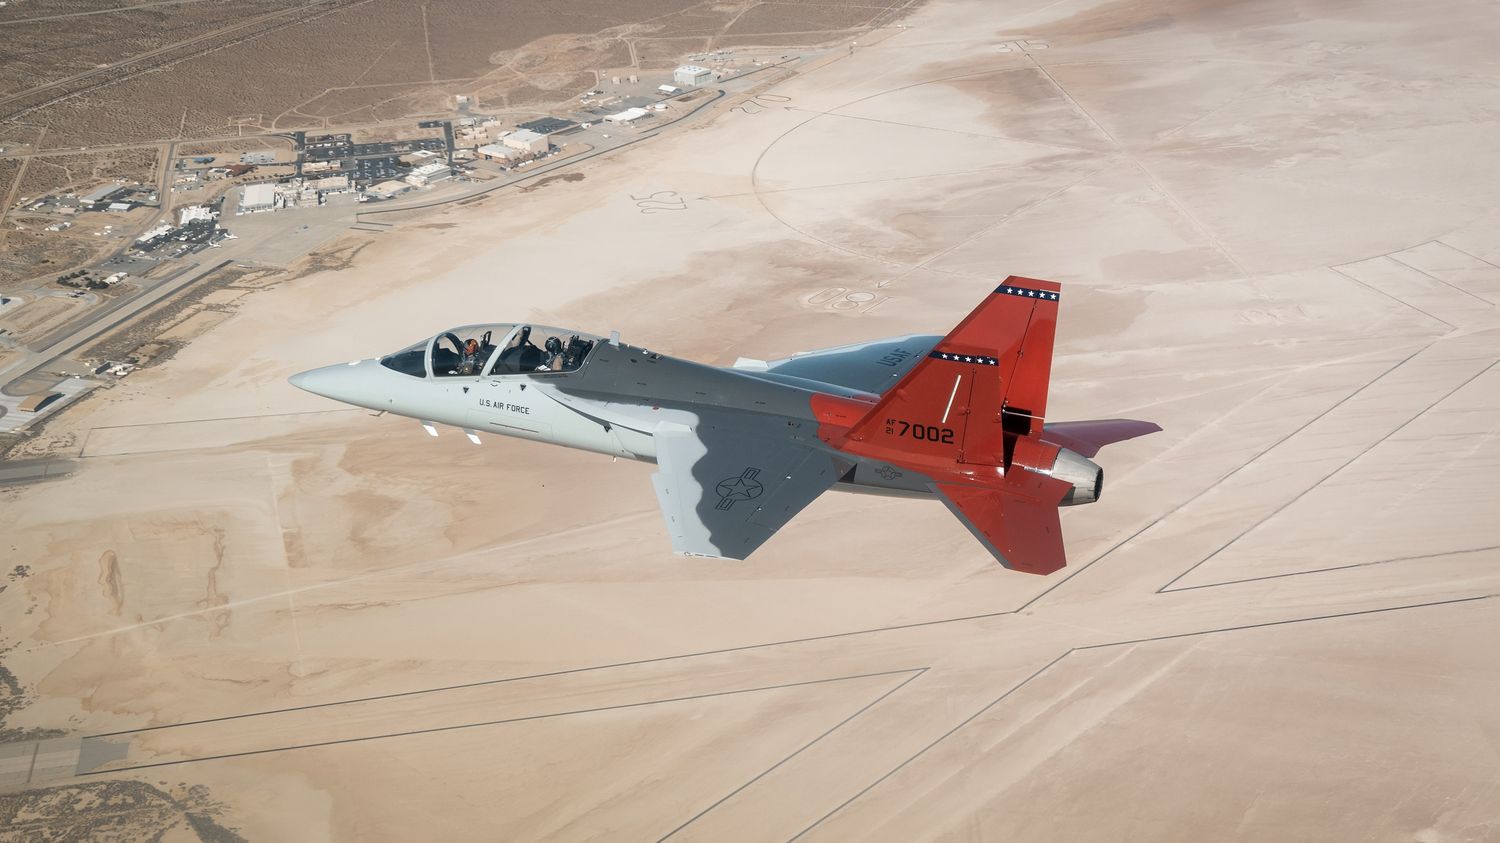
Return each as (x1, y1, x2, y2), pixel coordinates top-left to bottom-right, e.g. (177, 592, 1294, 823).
(750, 334, 941, 395)
(650, 416, 848, 560)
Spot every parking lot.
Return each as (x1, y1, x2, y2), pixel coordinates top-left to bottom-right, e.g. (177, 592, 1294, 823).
(298, 134, 449, 186)
(132, 219, 222, 257)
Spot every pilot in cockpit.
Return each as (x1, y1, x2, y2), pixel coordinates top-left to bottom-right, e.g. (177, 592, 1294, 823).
(538, 336, 566, 371)
(461, 338, 482, 375)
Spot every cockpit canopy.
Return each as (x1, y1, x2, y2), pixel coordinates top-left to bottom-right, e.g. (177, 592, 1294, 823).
(380, 324, 601, 379)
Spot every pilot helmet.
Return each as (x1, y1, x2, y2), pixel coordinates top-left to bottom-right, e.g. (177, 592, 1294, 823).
(545, 336, 564, 354)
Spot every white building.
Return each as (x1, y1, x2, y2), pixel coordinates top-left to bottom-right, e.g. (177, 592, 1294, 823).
(476, 143, 517, 161)
(178, 205, 214, 225)
(240, 183, 276, 213)
(501, 129, 549, 155)
(404, 162, 452, 187)
(657, 84, 680, 94)
(673, 64, 711, 87)
(603, 107, 649, 124)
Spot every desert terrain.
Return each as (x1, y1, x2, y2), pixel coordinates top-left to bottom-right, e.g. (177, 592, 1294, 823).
(2, 0, 1500, 840)
(0, 0, 915, 286)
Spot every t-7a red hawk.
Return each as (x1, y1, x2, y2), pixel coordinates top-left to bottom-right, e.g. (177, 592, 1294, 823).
(291, 277, 1159, 574)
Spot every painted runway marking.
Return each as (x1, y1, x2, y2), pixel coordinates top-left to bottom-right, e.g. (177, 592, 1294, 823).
(631, 190, 688, 213)
(804, 287, 890, 314)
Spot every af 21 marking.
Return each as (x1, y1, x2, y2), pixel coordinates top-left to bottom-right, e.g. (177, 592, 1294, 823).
(885, 418, 955, 443)
(479, 398, 531, 414)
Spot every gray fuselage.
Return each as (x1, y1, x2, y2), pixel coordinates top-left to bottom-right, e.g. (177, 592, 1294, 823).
(290, 329, 935, 498)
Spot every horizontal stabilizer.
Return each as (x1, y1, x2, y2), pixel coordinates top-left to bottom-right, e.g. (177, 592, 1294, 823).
(932, 475, 1071, 575)
(1042, 419, 1162, 458)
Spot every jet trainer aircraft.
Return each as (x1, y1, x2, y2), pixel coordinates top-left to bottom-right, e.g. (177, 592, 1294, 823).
(291, 277, 1158, 574)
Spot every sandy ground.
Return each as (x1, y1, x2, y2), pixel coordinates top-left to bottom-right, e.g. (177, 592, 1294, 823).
(3, 0, 1500, 839)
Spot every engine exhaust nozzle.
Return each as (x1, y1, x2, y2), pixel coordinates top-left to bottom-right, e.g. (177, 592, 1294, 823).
(1052, 447, 1103, 506)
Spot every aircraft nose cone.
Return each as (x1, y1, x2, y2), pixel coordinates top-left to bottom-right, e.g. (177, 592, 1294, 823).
(289, 363, 358, 402)
(289, 365, 328, 396)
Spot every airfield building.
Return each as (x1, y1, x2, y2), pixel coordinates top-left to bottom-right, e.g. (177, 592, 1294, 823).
(405, 162, 452, 187)
(178, 205, 214, 225)
(79, 184, 119, 206)
(603, 107, 649, 124)
(674, 65, 712, 87)
(17, 392, 62, 413)
(476, 143, 517, 162)
(240, 183, 277, 213)
(79, 184, 137, 210)
(501, 129, 549, 155)
(312, 175, 351, 194)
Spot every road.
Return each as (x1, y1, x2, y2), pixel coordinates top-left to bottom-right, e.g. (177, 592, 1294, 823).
(0, 259, 230, 396)
(0, 456, 75, 484)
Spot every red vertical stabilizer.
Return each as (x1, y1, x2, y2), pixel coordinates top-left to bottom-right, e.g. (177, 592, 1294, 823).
(815, 277, 1079, 574)
(837, 276, 1061, 471)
